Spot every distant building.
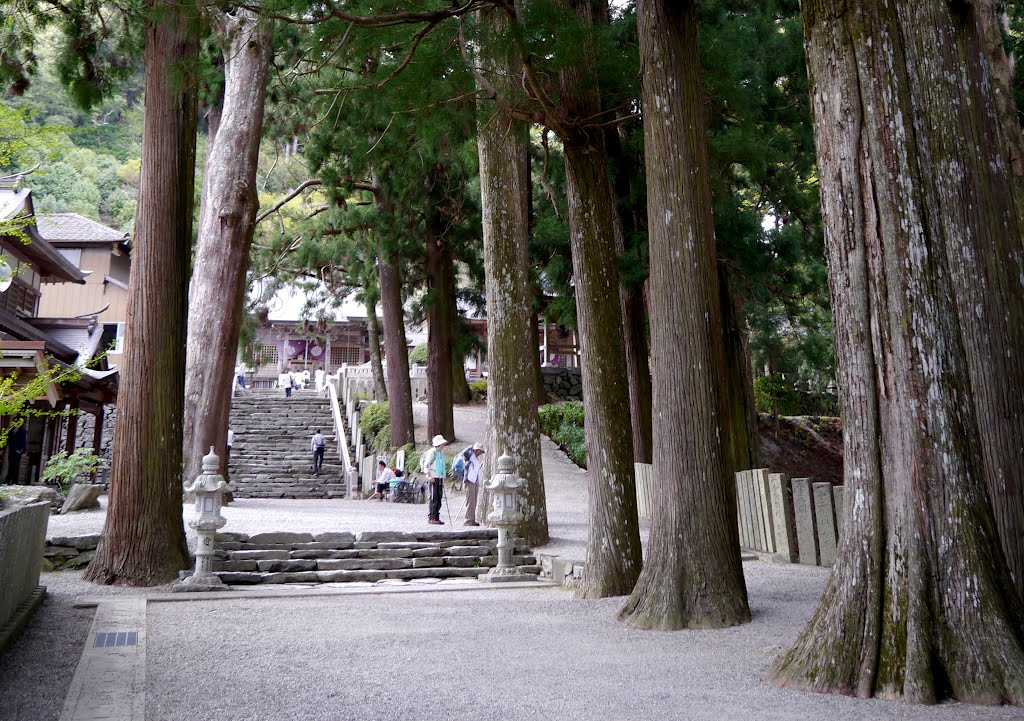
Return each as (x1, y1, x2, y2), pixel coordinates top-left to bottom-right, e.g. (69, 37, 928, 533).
(34, 212, 132, 364)
(0, 181, 119, 484)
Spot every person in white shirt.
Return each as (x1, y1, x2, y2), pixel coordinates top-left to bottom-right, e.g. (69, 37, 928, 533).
(463, 443, 485, 526)
(370, 460, 395, 501)
(314, 366, 325, 394)
(311, 428, 326, 475)
(279, 370, 293, 397)
(235, 363, 248, 390)
(226, 428, 235, 468)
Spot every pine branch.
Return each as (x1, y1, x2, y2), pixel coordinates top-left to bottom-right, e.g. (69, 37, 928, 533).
(255, 178, 322, 225)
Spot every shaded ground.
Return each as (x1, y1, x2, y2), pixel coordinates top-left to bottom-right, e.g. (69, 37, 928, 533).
(758, 415, 843, 485)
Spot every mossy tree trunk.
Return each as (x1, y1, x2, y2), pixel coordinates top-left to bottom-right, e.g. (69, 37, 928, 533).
(183, 9, 272, 493)
(476, 9, 548, 544)
(557, 0, 641, 599)
(378, 248, 414, 447)
(85, 0, 199, 585)
(769, 0, 1024, 703)
(619, 0, 750, 629)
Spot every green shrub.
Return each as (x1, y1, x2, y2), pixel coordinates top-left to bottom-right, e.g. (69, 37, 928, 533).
(41, 448, 107, 491)
(469, 379, 487, 400)
(552, 423, 586, 467)
(409, 343, 428, 366)
(538, 402, 586, 468)
(753, 375, 800, 416)
(359, 403, 391, 451)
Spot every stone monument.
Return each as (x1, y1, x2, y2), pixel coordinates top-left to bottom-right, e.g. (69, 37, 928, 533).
(173, 448, 234, 592)
(479, 454, 534, 583)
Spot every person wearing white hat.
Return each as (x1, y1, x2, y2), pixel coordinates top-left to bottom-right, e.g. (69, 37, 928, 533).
(420, 434, 449, 524)
(463, 443, 486, 526)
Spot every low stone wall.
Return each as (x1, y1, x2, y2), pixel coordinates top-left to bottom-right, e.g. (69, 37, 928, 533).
(536, 552, 586, 589)
(0, 502, 50, 649)
(541, 367, 582, 402)
(43, 533, 101, 571)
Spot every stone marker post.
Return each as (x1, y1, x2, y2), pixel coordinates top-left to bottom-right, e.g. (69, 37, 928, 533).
(173, 448, 234, 592)
(480, 454, 534, 583)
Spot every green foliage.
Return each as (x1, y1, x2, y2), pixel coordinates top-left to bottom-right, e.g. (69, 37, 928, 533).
(408, 343, 428, 366)
(538, 402, 586, 468)
(391, 443, 421, 477)
(359, 402, 392, 451)
(469, 379, 487, 400)
(754, 375, 799, 416)
(0, 361, 82, 448)
(41, 448, 106, 490)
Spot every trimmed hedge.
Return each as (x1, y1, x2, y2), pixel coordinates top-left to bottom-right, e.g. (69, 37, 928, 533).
(538, 402, 586, 468)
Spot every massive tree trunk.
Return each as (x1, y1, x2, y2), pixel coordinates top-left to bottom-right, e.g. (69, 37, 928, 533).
(719, 266, 759, 474)
(475, 10, 548, 544)
(377, 248, 414, 447)
(85, 0, 199, 585)
(556, 0, 641, 599)
(182, 9, 273, 491)
(619, 0, 750, 629)
(769, 0, 1024, 703)
(365, 288, 388, 401)
(424, 224, 455, 442)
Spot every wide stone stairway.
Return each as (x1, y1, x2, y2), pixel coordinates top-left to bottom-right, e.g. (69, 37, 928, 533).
(212, 529, 542, 585)
(229, 389, 350, 499)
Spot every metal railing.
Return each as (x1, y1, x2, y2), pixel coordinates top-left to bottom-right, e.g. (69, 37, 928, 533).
(327, 380, 357, 496)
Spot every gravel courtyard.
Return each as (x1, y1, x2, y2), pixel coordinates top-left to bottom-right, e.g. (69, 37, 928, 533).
(143, 563, 1023, 721)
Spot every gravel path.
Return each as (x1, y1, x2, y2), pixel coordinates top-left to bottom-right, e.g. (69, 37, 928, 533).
(0, 572, 165, 721)
(144, 562, 1022, 721)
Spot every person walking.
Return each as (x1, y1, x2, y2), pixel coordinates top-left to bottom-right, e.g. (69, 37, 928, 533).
(226, 428, 234, 468)
(420, 434, 448, 524)
(463, 443, 485, 526)
(311, 427, 326, 475)
(279, 369, 293, 397)
(235, 363, 248, 391)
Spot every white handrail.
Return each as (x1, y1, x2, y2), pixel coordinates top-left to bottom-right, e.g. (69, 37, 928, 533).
(327, 381, 354, 487)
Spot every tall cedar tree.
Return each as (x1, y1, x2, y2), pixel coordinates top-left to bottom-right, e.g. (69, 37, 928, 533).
(474, 8, 549, 546)
(183, 9, 273, 490)
(618, 0, 750, 630)
(86, 0, 199, 584)
(769, 0, 1024, 702)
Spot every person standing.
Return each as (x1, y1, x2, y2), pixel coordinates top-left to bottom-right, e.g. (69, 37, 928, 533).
(235, 363, 248, 390)
(226, 427, 234, 468)
(420, 434, 448, 524)
(315, 366, 325, 395)
(463, 443, 485, 526)
(311, 427, 326, 475)
(279, 369, 293, 398)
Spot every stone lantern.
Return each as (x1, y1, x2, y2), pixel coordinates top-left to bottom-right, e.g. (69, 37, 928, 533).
(480, 454, 534, 583)
(172, 447, 235, 592)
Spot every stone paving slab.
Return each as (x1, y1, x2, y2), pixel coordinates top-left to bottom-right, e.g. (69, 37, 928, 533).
(59, 598, 146, 721)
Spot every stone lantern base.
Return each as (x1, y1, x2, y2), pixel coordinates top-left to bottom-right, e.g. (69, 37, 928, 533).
(478, 567, 536, 584)
(171, 570, 228, 593)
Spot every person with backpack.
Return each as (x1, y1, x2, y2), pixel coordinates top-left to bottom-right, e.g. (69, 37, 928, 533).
(462, 443, 485, 526)
(420, 435, 448, 524)
(311, 428, 326, 476)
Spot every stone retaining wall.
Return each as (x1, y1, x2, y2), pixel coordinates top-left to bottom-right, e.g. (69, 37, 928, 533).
(541, 367, 582, 402)
(0, 502, 49, 647)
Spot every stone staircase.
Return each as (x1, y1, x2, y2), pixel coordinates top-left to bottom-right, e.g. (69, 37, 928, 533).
(211, 529, 542, 585)
(229, 389, 351, 499)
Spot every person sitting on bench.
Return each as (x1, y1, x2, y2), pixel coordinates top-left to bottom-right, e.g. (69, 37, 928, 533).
(370, 460, 395, 500)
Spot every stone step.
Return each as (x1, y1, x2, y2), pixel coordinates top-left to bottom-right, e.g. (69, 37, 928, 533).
(215, 563, 542, 585)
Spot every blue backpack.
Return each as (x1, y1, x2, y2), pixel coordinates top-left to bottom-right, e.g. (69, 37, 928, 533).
(451, 447, 473, 478)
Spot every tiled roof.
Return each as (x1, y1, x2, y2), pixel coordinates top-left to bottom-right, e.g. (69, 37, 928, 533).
(35, 213, 129, 245)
